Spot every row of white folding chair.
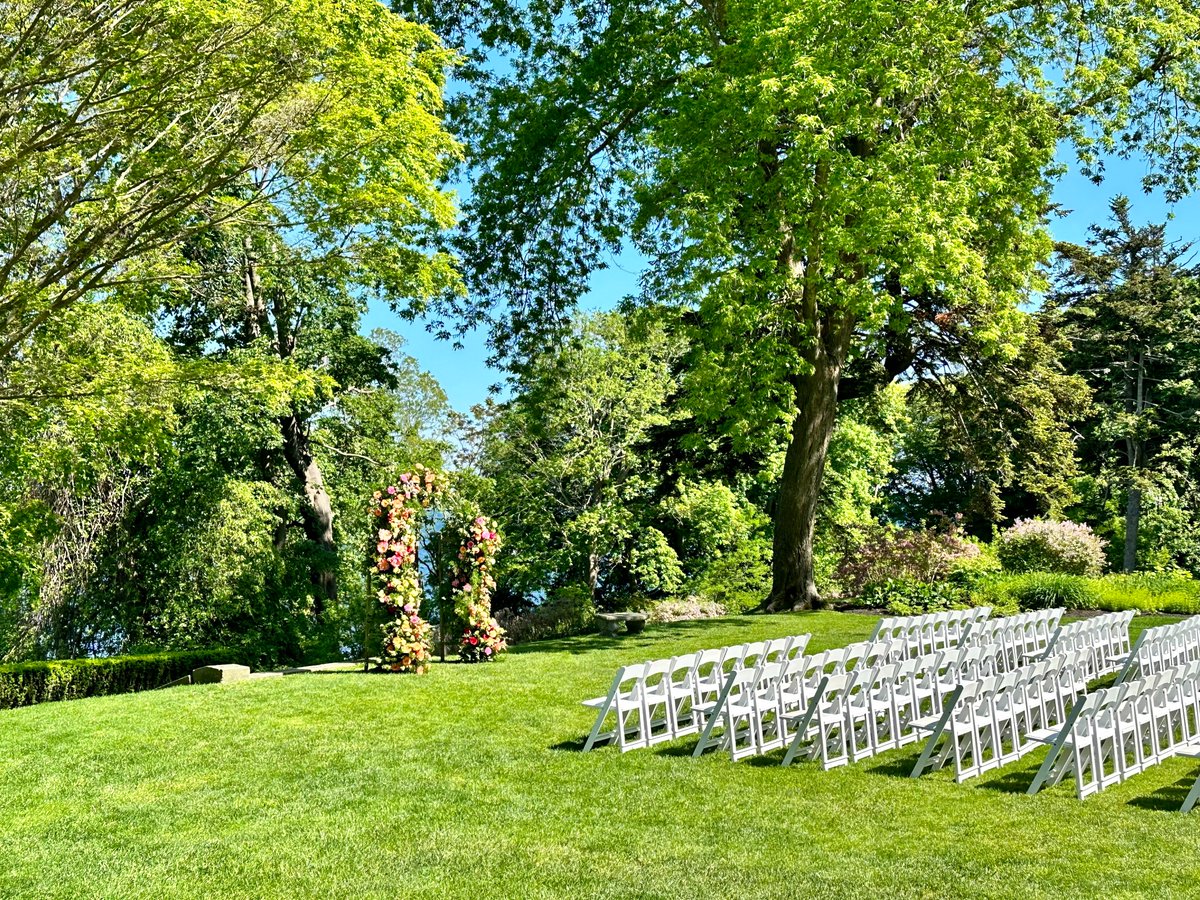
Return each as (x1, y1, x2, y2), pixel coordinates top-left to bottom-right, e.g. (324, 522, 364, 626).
(692, 638, 1007, 765)
(1033, 662, 1200, 800)
(778, 652, 947, 769)
(979, 609, 1065, 657)
(691, 646, 863, 760)
(907, 651, 1091, 782)
(1131, 617, 1200, 679)
(968, 609, 1065, 671)
(580, 633, 813, 751)
(692, 634, 812, 706)
(870, 607, 991, 656)
(691, 639, 910, 761)
(1111, 616, 1200, 683)
(1045, 611, 1136, 679)
(776, 644, 1011, 770)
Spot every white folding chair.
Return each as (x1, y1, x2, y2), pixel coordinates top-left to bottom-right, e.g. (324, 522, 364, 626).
(582, 663, 649, 752)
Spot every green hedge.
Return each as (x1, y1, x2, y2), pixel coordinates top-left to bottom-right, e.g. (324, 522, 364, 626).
(973, 573, 1200, 615)
(0, 648, 241, 710)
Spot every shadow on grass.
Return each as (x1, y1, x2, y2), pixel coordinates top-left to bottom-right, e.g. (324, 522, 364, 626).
(863, 754, 923, 779)
(507, 617, 767, 657)
(973, 769, 1039, 795)
(653, 743, 701, 758)
(550, 737, 589, 752)
(1127, 777, 1194, 812)
(550, 736, 704, 756)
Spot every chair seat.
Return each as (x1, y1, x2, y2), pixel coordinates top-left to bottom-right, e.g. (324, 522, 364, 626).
(910, 713, 944, 732)
(1026, 726, 1060, 743)
(582, 696, 608, 709)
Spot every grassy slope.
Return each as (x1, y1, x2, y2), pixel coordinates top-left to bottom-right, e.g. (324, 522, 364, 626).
(2, 612, 1198, 899)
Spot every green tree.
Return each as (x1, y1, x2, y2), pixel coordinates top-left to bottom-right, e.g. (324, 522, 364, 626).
(73, 335, 456, 665)
(1052, 198, 1200, 572)
(476, 312, 681, 603)
(135, 0, 460, 614)
(0, 0, 455, 357)
(885, 313, 1092, 534)
(1, 0, 463, 659)
(435, 0, 1200, 607)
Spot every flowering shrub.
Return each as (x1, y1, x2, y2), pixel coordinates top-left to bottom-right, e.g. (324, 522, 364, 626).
(459, 602, 508, 662)
(835, 523, 982, 598)
(996, 519, 1106, 576)
(647, 596, 726, 624)
(369, 466, 507, 672)
(860, 578, 970, 616)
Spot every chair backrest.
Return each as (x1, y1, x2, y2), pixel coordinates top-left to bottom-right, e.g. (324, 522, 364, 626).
(668, 652, 699, 685)
(808, 649, 843, 677)
(786, 633, 813, 660)
(694, 648, 724, 681)
(763, 637, 792, 663)
(738, 641, 768, 670)
(722, 667, 758, 704)
(643, 658, 671, 688)
(819, 672, 857, 712)
(614, 662, 649, 694)
(754, 662, 784, 696)
(780, 654, 810, 685)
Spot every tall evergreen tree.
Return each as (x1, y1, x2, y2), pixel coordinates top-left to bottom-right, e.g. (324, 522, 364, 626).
(1052, 198, 1200, 572)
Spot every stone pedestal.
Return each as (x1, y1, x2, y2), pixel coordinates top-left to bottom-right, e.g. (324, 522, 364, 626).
(192, 664, 251, 684)
(596, 612, 649, 636)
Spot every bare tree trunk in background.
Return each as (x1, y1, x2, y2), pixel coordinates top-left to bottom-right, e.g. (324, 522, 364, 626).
(240, 242, 336, 618)
(1123, 350, 1145, 573)
(587, 551, 601, 605)
(279, 412, 337, 619)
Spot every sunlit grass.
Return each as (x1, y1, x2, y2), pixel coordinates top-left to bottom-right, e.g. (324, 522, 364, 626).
(1, 612, 1198, 898)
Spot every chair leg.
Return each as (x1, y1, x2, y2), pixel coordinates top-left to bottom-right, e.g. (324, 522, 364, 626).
(1181, 771, 1200, 814)
(582, 697, 614, 752)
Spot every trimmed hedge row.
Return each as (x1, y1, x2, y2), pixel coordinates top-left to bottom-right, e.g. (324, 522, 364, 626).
(974, 573, 1200, 616)
(0, 649, 240, 710)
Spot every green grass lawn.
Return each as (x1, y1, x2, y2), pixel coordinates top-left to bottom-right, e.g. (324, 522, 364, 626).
(2, 611, 1199, 899)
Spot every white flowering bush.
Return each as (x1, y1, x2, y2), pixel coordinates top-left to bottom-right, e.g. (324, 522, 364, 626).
(996, 519, 1106, 577)
(647, 596, 726, 624)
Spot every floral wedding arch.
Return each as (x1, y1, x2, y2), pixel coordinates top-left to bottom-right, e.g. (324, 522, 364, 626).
(369, 465, 507, 673)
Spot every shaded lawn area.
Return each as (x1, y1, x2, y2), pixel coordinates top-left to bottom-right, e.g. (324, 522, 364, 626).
(1, 612, 1198, 899)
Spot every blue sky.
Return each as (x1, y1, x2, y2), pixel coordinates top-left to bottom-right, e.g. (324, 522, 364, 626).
(365, 150, 1195, 414)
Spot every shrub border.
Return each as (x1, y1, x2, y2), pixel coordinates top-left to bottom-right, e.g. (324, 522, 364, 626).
(0, 648, 242, 710)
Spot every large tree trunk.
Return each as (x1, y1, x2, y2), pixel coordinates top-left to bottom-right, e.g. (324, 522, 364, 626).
(768, 345, 843, 611)
(1123, 485, 1141, 573)
(279, 412, 337, 618)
